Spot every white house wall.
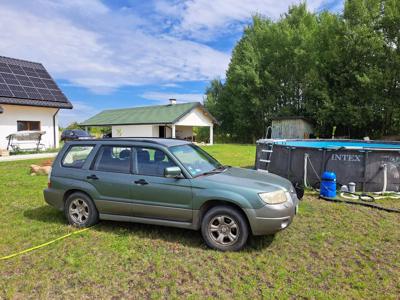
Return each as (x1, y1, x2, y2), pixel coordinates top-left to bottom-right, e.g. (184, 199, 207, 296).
(0, 104, 59, 150)
(112, 124, 155, 137)
(152, 125, 159, 137)
(165, 126, 172, 138)
(175, 107, 213, 127)
(109, 107, 214, 141)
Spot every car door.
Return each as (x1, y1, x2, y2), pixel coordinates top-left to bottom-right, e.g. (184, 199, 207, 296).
(130, 146, 193, 222)
(86, 145, 136, 216)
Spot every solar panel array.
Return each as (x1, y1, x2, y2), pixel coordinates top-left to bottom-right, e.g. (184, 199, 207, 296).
(0, 58, 68, 104)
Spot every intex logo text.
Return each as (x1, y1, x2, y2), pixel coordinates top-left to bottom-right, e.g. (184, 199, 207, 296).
(331, 154, 362, 162)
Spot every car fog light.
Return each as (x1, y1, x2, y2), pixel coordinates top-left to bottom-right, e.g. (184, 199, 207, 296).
(281, 219, 290, 229)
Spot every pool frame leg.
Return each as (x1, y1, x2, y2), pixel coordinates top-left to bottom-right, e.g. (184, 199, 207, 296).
(362, 151, 369, 192)
(321, 149, 327, 176)
(286, 147, 292, 180)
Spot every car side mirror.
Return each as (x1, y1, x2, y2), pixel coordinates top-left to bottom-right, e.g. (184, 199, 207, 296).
(164, 166, 183, 178)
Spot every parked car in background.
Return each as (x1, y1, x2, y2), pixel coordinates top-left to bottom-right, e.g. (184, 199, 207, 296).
(44, 138, 299, 251)
(60, 129, 93, 142)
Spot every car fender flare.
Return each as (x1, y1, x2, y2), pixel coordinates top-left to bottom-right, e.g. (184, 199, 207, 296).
(193, 189, 254, 210)
(61, 178, 100, 203)
(192, 189, 254, 230)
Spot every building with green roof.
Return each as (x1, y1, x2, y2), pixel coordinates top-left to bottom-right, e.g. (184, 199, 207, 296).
(81, 99, 218, 144)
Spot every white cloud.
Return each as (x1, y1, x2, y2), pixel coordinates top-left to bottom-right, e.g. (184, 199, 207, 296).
(322, 0, 344, 13)
(0, 5, 118, 90)
(141, 92, 205, 103)
(48, 0, 110, 15)
(156, 0, 336, 40)
(0, 0, 340, 93)
(58, 101, 99, 127)
(0, 0, 230, 93)
(161, 83, 181, 88)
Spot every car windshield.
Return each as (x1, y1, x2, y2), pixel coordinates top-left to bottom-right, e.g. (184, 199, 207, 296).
(74, 130, 90, 137)
(169, 144, 223, 177)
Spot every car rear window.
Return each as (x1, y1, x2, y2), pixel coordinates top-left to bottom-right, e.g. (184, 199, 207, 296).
(93, 146, 132, 174)
(62, 145, 94, 168)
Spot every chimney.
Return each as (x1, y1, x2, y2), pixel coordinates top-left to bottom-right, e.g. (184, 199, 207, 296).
(169, 98, 177, 105)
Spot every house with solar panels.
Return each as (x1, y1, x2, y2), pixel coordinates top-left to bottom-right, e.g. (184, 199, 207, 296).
(81, 99, 217, 144)
(0, 56, 72, 151)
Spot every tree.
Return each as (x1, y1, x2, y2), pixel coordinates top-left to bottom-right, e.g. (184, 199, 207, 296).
(65, 122, 82, 130)
(205, 0, 400, 141)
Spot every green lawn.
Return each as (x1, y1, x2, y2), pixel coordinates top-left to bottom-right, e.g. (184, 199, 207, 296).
(1, 144, 399, 299)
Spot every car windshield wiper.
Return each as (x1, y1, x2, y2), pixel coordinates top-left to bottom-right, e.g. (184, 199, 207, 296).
(197, 165, 230, 177)
(216, 165, 230, 170)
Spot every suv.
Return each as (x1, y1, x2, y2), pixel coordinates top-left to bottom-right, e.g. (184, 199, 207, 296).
(44, 138, 299, 251)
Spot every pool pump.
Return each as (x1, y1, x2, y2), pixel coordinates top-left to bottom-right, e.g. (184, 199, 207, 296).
(320, 171, 336, 198)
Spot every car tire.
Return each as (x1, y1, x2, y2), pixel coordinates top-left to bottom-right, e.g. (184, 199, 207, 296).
(201, 205, 249, 251)
(65, 192, 99, 227)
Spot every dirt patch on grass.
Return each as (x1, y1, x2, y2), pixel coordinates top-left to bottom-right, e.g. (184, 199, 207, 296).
(40, 159, 54, 167)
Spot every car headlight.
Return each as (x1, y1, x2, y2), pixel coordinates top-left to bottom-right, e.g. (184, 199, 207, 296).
(258, 190, 290, 204)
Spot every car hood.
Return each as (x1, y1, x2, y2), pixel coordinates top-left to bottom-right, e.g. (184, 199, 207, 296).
(198, 167, 293, 193)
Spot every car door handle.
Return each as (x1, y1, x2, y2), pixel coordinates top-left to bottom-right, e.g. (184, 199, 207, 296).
(134, 179, 148, 185)
(87, 174, 99, 180)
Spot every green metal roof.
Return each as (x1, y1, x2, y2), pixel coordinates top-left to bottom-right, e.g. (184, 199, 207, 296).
(81, 102, 211, 126)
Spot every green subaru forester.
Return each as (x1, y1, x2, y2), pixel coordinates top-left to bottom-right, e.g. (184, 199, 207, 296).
(44, 138, 299, 251)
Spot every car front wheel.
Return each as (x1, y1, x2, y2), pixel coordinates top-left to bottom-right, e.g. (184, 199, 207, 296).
(201, 205, 249, 251)
(65, 192, 99, 227)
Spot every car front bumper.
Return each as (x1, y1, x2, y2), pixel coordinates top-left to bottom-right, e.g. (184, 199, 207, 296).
(245, 194, 298, 236)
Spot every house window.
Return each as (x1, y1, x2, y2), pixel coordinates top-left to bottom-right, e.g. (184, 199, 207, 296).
(17, 121, 41, 131)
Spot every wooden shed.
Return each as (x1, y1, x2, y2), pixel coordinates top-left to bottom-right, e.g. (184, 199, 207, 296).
(271, 116, 314, 139)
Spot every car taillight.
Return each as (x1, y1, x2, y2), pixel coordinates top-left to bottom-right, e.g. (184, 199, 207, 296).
(47, 168, 52, 188)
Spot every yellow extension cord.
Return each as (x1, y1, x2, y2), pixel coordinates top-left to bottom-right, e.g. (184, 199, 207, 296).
(0, 227, 91, 261)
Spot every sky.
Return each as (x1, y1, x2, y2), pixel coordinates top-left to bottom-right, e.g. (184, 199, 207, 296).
(0, 0, 343, 126)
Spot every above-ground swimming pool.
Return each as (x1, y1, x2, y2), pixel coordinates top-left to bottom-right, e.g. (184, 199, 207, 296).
(256, 139, 400, 192)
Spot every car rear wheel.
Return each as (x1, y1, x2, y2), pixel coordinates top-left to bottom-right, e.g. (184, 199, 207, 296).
(65, 192, 99, 227)
(201, 205, 249, 251)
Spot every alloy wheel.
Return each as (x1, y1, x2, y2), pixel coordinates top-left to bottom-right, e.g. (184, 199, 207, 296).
(69, 198, 89, 225)
(208, 215, 239, 246)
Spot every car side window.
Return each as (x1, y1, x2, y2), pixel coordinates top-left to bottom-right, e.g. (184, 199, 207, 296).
(135, 147, 176, 177)
(93, 146, 133, 174)
(62, 145, 94, 168)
